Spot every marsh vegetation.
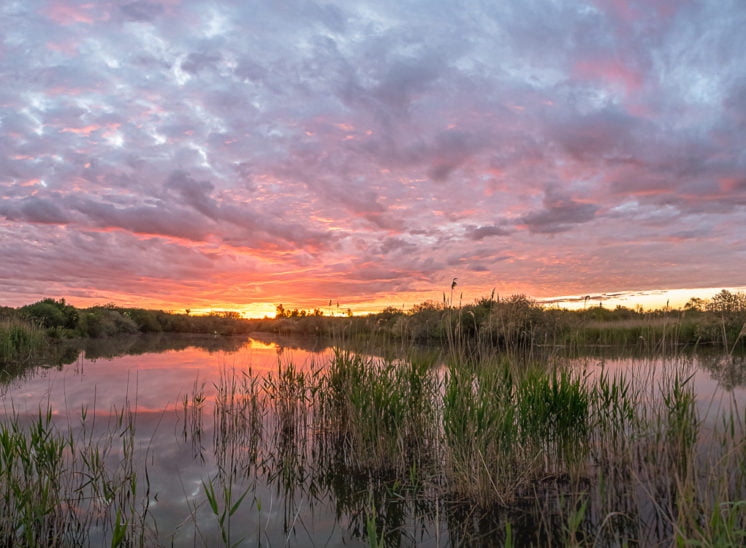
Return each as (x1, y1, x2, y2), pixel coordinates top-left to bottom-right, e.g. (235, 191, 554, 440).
(2, 290, 746, 367)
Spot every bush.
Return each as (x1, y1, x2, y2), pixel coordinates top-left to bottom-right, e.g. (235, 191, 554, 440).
(77, 309, 138, 338)
(20, 299, 78, 329)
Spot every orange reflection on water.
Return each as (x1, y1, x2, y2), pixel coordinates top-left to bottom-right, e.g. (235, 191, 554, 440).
(1, 338, 330, 420)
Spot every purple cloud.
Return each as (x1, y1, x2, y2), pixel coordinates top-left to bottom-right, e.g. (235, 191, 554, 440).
(518, 188, 599, 234)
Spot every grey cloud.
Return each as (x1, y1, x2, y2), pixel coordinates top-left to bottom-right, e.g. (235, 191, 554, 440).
(18, 197, 70, 224)
(466, 225, 511, 241)
(722, 79, 746, 131)
(547, 107, 637, 163)
(29, 64, 102, 93)
(301, 1, 347, 33)
(377, 237, 417, 255)
(427, 130, 481, 181)
(68, 197, 210, 241)
(165, 171, 218, 220)
(0, 111, 40, 135)
(519, 188, 598, 234)
(180, 51, 222, 75)
(119, 1, 164, 22)
(0, 196, 71, 225)
(163, 171, 333, 250)
(338, 47, 447, 125)
(374, 54, 442, 112)
(234, 59, 269, 83)
(671, 229, 710, 240)
(131, 53, 172, 72)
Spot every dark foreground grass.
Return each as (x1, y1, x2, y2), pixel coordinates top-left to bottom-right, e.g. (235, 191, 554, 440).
(0, 406, 154, 547)
(1, 350, 744, 546)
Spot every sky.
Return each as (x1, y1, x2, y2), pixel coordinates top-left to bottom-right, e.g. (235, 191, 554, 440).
(1, 0, 745, 317)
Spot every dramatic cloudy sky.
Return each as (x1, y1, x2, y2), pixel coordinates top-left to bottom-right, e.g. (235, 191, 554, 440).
(1, 0, 744, 315)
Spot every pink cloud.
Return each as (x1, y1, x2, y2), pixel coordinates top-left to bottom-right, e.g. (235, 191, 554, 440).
(594, 0, 683, 23)
(43, 2, 99, 25)
(60, 125, 101, 135)
(574, 58, 644, 96)
(2, 0, 744, 314)
(46, 39, 81, 55)
(719, 177, 745, 193)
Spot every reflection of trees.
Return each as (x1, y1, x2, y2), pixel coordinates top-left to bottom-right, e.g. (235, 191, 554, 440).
(3, 333, 254, 385)
(697, 354, 746, 390)
(250, 332, 433, 363)
(248, 332, 332, 354)
(81, 333, 248, 360)
(0, 344, 79, 386)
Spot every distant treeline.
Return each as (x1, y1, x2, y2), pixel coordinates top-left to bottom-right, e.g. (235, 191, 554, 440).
(2, 290, 746, 365)
(0, 298, 254, 339)
(0, 300, 256, 365)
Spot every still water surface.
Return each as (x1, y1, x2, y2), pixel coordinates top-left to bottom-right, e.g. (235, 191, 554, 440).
(1, 334, 744, 546)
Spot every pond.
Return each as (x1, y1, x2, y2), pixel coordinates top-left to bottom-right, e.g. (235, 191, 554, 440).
(1, 334, 744, 546)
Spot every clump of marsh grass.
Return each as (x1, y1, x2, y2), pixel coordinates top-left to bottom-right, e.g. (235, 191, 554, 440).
(0, 320, 47, 365)
(178, 366, 266, 547)
(213, 366, 264, 473)
(442, 359, 591, 506)
(318, 350, 438, 474)
(262, 360, 319, 500)
(183, 379, 207, 460)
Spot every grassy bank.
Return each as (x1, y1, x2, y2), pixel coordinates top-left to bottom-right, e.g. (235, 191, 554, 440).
(258, 291, 746, 353)
(3, 291, 745, 366)
(0, 320, 47, 365)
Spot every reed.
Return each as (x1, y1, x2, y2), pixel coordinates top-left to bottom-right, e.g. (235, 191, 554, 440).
(0, 406, 153, 547)
(0, 320, 47, 365)
(318, 351, 438, 473)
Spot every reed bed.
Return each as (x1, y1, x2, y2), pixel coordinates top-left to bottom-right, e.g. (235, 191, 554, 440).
(0, 349, 744, 546)
(197, 352, 745, 546)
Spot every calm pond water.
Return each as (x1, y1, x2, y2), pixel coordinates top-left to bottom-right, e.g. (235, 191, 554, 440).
(1, 334, 744, 546)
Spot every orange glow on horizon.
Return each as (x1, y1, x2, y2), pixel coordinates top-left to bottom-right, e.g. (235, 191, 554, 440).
(21, 285, 746, 320)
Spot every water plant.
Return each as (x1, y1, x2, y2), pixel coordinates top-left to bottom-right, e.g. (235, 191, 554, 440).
(0, 405, 154, 547)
